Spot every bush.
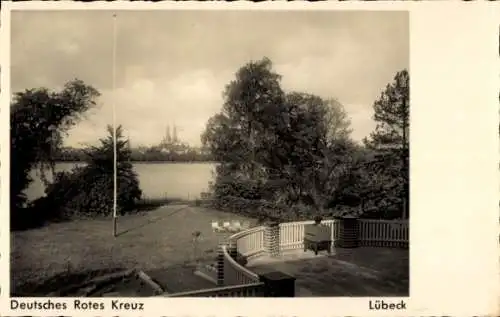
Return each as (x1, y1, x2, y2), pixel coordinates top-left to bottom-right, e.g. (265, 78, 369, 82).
(211, 195, 322, 222)
(18, 125, 143, 224)
(41, 165, 141, 219)
(314, 215, 323, 224)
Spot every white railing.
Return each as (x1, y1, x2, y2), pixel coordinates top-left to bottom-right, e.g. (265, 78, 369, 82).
(165, 218, 408, 297)
(234, 226, 265, 259)
(164, 282, 265, 297)
(279, 219, 339, 252)
(279, 220, 314, 252)
(222, 245, 260, 286)
(359, 219, 409, 247)
(220, 218, 408, 287)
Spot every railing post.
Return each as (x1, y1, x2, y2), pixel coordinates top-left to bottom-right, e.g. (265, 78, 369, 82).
(264, 222, 280, 257)
(334, 216, 360, 248)
(259, 271, 296, 297)
(216, 244, 225, 286)
(228, 238, 237, 259)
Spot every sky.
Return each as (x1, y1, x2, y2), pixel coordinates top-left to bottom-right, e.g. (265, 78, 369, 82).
(11, 10, 408, 148)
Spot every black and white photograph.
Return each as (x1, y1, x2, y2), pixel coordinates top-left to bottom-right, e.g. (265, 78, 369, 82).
(9, 9, 410, 298)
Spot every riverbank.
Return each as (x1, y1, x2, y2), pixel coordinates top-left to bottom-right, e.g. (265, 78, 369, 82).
(49, 160, 219, 164)
(25, 162, 215, 202)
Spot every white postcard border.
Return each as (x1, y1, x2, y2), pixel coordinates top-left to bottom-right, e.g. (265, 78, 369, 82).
(1, 1, 499, 316)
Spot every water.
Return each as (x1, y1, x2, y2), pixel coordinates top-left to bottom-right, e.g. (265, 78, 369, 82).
(24, 162, 216, 201)
(132, 162, 215, 199)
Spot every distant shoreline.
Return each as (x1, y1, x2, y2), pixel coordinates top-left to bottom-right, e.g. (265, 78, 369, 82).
(131, 161, 218, 164)
(54, 161, 218, 164)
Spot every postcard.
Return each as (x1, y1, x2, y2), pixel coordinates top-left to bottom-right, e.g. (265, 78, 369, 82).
(1, 1, 498, 316)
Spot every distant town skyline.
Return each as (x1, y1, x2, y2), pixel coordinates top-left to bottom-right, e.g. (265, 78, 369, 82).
(11, 10, 409, 147)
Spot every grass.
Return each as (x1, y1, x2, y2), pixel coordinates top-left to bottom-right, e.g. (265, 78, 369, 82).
(11, 203, 409, 297)
(134, 195, 210, 212)
(133, 196, 186, 212)
(11, 205, 257, 296)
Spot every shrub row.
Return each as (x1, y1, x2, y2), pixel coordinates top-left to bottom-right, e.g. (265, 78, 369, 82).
(210, 195, 360, 223)
(210, 193, 404, 223)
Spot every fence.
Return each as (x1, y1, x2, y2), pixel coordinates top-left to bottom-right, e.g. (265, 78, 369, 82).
(167, 217, 408, 297)
(279, 220, 340, 252)
(359, 219, 409, 247)
(164, 282, 265, 297)
(222, 244, 260, 285)
(233, 226, 266, 260)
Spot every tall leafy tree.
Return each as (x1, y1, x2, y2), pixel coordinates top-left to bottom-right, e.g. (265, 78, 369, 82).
(10, 79, 100, 211)
(203, 57, 353, 218)
(364, 69, 409, 218)
(202, 57, 286, 201)
(276, 93, 334, 209)
(284, 94, 353, 213)
(221, 57, 286, 178)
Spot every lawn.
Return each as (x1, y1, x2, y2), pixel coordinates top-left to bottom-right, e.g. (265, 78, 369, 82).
(10, 205, 257, 296)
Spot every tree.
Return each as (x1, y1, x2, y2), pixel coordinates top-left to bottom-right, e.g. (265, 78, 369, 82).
(221, 57, 286, 178)
(10, 79, 100, 211)
(203, 57, 287, 202)
(203, 57, 354, 219)
(86, 125, 142, 213)
(364, 69, 409, 218)
(367, 69, 409, 148)
(257, 92, 354, 215)
(42, 125, 142, 219)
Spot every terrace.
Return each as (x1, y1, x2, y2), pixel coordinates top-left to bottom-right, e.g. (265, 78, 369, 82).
(11, 205, 407, 297)
(163, 218, 409, 297)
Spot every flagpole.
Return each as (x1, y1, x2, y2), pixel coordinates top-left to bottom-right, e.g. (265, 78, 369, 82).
(112, 13, 118, 237)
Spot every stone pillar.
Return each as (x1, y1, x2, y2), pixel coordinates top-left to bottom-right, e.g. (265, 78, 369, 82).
(259, 271, 296, 297)
(228, 238, 237, 259)
(334, 216, 359, 248)
(216, 232, 229, 286)
(264, 222, 280, 257)
(216, 245, 225, 286)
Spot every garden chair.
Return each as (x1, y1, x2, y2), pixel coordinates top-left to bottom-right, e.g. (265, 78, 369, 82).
(231, 220, 242, 232)
(211, 221, 222, 232)
(304, 224, 332, 255)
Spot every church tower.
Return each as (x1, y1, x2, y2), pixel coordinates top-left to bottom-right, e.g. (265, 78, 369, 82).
(127, 131, 131, 150)
(172, 124, 178, 144)
(165, 125, 172, 144)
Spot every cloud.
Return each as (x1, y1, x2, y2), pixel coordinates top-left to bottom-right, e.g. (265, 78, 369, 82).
(56, 41, 80, 55)
(348, 106, 376, 142)
(65, 67, 232, 147)
(11, 10, 408, 148)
